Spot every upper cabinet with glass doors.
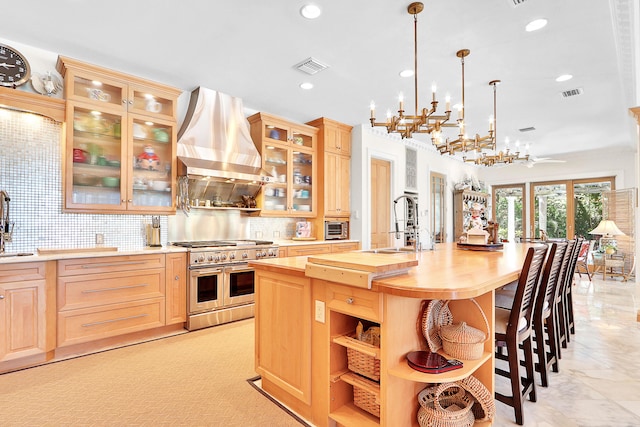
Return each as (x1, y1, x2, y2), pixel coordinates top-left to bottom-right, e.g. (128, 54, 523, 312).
(56, 56, 181, 214)
(248, 112, 317, 217)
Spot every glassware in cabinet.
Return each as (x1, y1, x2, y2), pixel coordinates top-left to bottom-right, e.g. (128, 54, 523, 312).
(69, 106, 125, 207)
(262, 145, 288, 212)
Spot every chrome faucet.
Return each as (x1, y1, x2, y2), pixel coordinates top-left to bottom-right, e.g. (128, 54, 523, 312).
(0, 190, 11, 253)
(393, 195, 420, 251)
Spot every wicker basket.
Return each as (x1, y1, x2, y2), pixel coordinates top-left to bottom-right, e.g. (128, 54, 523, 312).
(417, 382, 474, 427)
(439, 299, 489, 360)
(342, 333, 380, 381)
(457, 375, 495, 422)
(421, 299, 454, 352)
(341, 372, 380, 418)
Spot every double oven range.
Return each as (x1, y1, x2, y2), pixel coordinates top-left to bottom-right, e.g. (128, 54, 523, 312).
(172, 240, 278, 331)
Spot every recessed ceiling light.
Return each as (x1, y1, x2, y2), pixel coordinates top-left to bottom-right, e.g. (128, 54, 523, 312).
(300, 4, 321, 19)
(525, 18, 547, 32)
(300, 82, 314, 90)
(399, 69, 414, 78)
(555, 74, 573, 82)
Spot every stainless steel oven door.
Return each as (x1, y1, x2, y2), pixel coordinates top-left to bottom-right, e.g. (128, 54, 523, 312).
(224, 264, 255, 307)
(189, 266, 224, 314)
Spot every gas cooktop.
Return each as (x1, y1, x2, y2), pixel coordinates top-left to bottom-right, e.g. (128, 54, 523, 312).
(172, 240, 274, 249)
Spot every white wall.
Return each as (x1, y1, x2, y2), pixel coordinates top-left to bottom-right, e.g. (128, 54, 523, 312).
(351, 125, 481, 249)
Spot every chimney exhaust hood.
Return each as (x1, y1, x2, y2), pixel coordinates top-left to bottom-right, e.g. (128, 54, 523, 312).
(177, 87, 273, 183)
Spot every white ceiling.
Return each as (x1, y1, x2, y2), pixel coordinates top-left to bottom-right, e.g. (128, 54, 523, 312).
(4, 0, 638, 160)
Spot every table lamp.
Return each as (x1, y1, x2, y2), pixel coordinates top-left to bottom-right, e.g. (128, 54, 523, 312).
(589, 219, 625, 253)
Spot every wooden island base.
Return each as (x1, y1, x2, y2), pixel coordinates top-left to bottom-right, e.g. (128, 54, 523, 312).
(251, 243, 534, 427)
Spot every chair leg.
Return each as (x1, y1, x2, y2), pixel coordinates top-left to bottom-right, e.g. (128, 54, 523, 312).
(496, 337, 527, 425)
(533, 320, 549, 387)
(545, 315, 560, 373)
(521, 336, 537, 403)
(567, 287, 575, 335)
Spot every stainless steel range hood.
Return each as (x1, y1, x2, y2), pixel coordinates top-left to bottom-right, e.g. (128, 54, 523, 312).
(177, 87, 272, 183)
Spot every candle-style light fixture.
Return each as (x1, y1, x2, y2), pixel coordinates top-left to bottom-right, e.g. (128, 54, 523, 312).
(369, 2, 452, 140)
(461, 80, 530, 166)
(431, 50, 496, 156)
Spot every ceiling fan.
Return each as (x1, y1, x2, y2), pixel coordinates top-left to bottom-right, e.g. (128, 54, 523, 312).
(523, 157, 567, 168)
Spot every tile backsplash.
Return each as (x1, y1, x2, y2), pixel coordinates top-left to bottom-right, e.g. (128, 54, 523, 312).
(0, 107, 296, 253)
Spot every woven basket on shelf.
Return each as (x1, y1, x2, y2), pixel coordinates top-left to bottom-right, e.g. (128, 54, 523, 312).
(439, 299, 489, 360)
(421, 299, 454, 352)
(341, 372, 380, 418)
(457, 375, 495, 422)
(417, 382, 474, 427)
(345, 331, 380, 381)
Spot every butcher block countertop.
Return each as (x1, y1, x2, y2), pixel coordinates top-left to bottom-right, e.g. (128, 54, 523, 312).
(251, 242, 537, 300)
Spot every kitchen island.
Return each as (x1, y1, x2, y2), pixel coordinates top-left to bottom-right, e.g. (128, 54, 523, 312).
(250, 242, 536, 427)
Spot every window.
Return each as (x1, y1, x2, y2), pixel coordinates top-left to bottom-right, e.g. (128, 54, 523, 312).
(430, 172, 446, 243)
(492, 184, 525, 242)
(530, 177, 614, 239)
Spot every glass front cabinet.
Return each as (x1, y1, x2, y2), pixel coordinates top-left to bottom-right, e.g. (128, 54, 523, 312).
(248, 112, 317, 217)
(57, 56, 181, 214)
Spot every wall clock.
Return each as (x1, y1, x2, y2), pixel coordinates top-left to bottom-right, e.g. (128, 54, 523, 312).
(0, 43, 31, 87)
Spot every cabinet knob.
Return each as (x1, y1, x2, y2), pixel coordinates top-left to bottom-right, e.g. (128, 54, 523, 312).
(127, 199, 132, 203)
(128, 100, 133, 105)
(346, 297, 354, 304)
(175, 275, 180, 281)
(0, 294, 4, 299)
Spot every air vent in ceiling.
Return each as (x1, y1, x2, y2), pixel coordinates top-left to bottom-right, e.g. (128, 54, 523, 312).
(294, 57, 329, 75)
(561, 88, 584, 98)
(519, 126, 536, 132)
(507, 0, 528, 7)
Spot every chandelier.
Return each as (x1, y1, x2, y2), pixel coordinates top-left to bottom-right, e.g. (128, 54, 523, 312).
(431, 50, 495, 156)
(462, 80, 530, 166)
(369, 2, 452, 140)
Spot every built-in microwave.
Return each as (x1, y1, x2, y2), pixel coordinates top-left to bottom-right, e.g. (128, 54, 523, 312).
(325, 220, 348, 240)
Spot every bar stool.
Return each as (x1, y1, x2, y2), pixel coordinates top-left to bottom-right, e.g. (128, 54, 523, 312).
(495, 245, 548, 425)
(532, 241, 567, 387)
(558, 238, 581, 348)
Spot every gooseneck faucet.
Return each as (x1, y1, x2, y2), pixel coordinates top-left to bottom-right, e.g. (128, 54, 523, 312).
(0, 190, 10, 253)
(393, 195, 420, 251)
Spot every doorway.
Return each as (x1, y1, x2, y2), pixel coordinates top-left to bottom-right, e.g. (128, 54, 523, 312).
(370, 158, 391, 249)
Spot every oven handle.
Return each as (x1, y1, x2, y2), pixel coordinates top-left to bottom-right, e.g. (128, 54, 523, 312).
(224, 264, 253, 274)
(190, 267, 224, 276)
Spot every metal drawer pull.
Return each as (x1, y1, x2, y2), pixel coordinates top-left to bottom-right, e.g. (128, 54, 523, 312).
(81, 283, 149, 293)
(80, 261, 148, 269)
(346, 297, 354, 304)
(82, 313, 149, 328)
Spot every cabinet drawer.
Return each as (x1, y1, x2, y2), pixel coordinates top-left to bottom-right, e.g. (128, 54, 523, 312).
(58, 254, 165, 276)
(57, 298, 165, 347)
(287, 244, 332, 257)
(331, 242, 360, 253)
(326, 283, 382, 322)
(58, 269, 164, 311)
(0, 262, 47, 282)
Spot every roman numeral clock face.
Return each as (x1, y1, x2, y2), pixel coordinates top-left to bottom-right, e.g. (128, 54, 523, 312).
(0, 44, 31, 87)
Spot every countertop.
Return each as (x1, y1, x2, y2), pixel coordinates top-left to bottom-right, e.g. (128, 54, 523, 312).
(0, 246, 188, 264)
(273, 239, 359, 247)
(250, 242, 537, 300)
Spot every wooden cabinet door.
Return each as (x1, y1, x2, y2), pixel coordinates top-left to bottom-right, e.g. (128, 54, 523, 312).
(255, 269, 311, 404)
(165, 253, 187, 325)
(0, 278, 48, 362)
(324, 153, 350, 217)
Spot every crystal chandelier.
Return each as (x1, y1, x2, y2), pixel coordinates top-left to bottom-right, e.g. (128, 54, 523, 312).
(369, 2, 452, 140)
(431, 50, 495, 156)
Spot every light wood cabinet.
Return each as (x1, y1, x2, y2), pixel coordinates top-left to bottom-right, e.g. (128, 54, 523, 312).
(307, 118, 352, 240)
(56, 254, 166, 347)
(57, 56, 181, 214)
(0, 262, 55, 368)
(331, 242, 360, 253)
(255, 268, 312, 411)
(286, 244, 332, 257)
(453, 189, 489, 241)
(165, 252, 187, 325)
(248, 112, 318, 217)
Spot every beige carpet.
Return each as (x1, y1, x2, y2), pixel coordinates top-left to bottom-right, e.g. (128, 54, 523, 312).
(0, 319, 304, 426)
